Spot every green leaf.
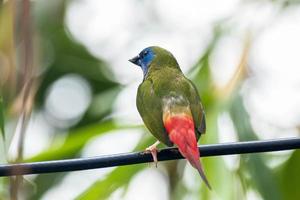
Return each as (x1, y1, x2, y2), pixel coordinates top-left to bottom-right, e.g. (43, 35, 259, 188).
(76, 136, 153, 200)
(25, 121, 141, 162)
(230, 95, 282, 200)
(278, 150, 300, 200)
(0, 97, 5, 140)
(76, 165, 144, 200)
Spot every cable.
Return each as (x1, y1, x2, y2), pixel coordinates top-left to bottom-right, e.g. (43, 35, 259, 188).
(1, 137, 300, 177)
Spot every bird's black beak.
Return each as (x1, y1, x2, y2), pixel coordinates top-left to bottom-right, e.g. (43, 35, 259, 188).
(129, 55, 140, 66)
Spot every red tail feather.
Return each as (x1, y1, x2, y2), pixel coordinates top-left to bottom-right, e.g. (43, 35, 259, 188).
(164, 115, 211, 189)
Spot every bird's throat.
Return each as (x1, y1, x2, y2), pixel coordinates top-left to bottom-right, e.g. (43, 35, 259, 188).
(141, 64, 149, 79)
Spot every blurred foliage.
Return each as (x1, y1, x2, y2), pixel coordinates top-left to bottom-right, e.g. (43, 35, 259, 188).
(33, 0, 120, 128)
(0, 97, 5, 140)
(230, 95, 282, 200)
(25, 121, 140, 162)
(0, 0, 300, 200)
(77, 136, 153, 199)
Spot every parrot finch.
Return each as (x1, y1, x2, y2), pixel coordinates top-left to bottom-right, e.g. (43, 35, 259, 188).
(129, 46, 211, 189)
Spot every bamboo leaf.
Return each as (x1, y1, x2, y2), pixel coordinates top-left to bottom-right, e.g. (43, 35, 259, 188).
(76, 165, 145, 200)
(25, 121, 141, 162)
(278, 150, 300, 200)
(230, 95, 282, 200)
(75, 136, 153, 200)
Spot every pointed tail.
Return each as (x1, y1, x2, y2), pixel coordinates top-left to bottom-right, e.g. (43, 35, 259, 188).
(192, 149, 211, 190)
(164, 114, 211, 189)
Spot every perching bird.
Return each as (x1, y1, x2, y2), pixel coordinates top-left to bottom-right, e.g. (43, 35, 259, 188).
(129, 46, 211, 189)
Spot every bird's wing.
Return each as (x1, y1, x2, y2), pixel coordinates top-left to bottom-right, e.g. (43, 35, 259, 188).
(164, 76, 206, 140)
(177, 77, 206, 140)
(136, 79, 173, 146)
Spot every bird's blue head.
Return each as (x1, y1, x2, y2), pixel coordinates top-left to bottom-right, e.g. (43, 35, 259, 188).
(129, 47, 155, 77)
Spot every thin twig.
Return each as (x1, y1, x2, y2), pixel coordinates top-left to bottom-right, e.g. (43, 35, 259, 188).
(10, 0, 34, 199)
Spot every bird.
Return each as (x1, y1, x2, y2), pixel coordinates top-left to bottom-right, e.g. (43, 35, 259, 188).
(129, 46, 211, 189)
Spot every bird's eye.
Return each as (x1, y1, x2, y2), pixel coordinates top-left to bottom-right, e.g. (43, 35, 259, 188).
(139, 50, 149, 58)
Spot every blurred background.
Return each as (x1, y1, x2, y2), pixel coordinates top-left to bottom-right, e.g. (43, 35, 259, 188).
(1, 0, 300, 199)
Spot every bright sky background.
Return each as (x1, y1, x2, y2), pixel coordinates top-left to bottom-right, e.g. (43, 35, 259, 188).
(20, 0, 300, 199)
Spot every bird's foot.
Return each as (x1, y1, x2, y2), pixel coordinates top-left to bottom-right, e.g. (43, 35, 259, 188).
(145, 141, 160, 167)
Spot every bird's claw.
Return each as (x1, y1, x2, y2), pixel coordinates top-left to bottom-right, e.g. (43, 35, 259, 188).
(145, 141, 160, 167)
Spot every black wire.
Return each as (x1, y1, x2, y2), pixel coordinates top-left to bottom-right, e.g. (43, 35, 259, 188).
(1, 137, 300, 177)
